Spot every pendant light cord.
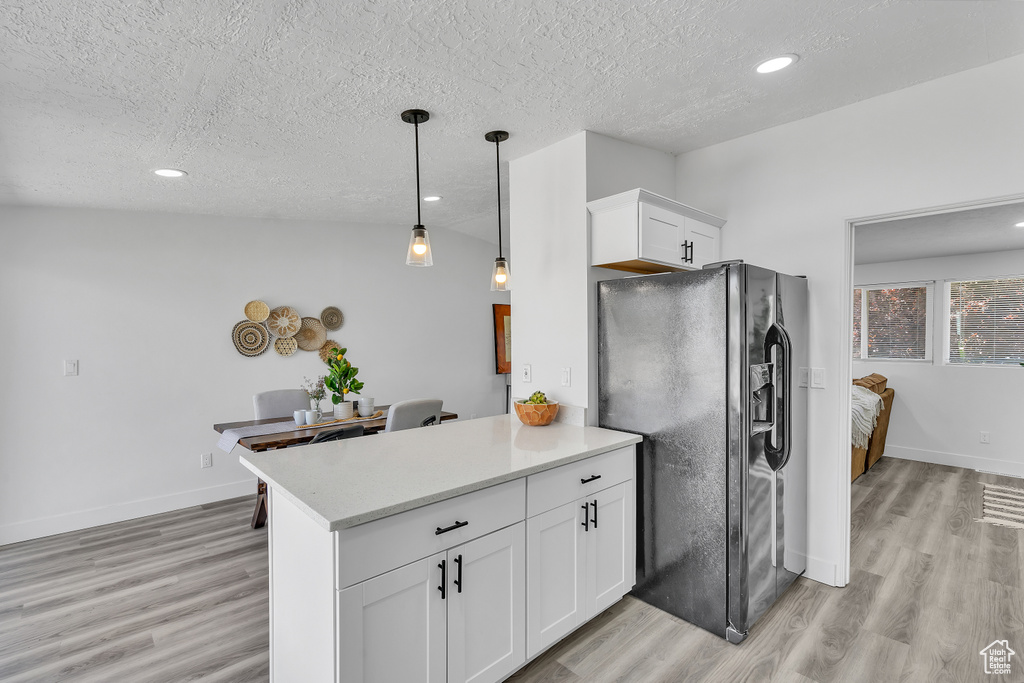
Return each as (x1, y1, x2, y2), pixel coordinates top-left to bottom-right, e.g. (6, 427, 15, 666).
(494, 137, 503, 259)
(415, 121, 422, 227)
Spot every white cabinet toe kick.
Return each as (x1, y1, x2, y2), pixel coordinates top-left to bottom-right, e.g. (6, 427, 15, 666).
(266, 443, 637, 683)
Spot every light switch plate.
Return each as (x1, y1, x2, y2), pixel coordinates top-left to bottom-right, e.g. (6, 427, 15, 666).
(561, 367, 571, 387)
(64, 360, 79, 376)
(798, 367, 809, 388)
(811, 368, 826, 389)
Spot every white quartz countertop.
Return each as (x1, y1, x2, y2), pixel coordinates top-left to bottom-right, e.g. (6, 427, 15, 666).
(238, 414, 641, 532)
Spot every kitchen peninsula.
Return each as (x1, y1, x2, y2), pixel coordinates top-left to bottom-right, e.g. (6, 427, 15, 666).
(240, 414, 641, 683)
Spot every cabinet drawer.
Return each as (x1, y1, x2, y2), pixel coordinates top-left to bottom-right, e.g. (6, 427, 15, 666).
(335, 478, 525, 590)
(527, 447, 634, 518)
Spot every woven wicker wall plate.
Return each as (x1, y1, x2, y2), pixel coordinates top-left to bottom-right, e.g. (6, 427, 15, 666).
(296, 317, 327, 351)
(244, 300, 270, 323)
(319, 339, 341, 362)
(274, 337, 298, 357)
(321, 306, 344, 331)
(267, 306, 301, 338)
(232, 321, 270, 357)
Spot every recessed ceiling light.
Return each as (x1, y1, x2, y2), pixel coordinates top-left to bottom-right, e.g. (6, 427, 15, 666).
(154, 168, 187, 178)
(1016, 221, 1024, 228)
(423, 195, 442, 202)
(756, 54, 799, 74)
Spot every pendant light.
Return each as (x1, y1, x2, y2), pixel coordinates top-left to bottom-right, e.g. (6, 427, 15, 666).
(485, 130, 510, 291)
(402, 109, 433, 266)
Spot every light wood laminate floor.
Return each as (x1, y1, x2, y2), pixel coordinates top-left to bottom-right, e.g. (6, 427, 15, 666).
(512, 457, 1024, 683)
(2, 458, 1021, 682)
(0, 497, 268, 682)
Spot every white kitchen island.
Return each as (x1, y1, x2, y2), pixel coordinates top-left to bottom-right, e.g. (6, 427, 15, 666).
(240, 414, 641, 683)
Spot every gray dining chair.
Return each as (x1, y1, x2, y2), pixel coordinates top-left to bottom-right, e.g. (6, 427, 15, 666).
(383, 399, 443, 433)
(309, 424, 365, 444)
(253, 389, 309, 420)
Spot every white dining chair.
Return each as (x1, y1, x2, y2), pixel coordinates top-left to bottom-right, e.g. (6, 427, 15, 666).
(383, 399, 443, 433)
(253, 389, 310, 420)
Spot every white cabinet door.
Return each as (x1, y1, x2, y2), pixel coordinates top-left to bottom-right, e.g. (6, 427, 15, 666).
(338, 552, 447, 683)
(639, 202, 684, 266)
(684, 218, 720, 269)
(585, 483, 632, 618)
(448, 523, 526, 683)
(526, 501, 586, 658)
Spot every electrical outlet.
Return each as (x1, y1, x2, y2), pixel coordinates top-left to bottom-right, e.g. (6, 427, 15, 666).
(798, 367, 809, 388)
(201, 453, 213, 468)
(561, 367, 571, 387)
(64, 359, 79, 376)
(811, 368, 826, 389)
(522, 364, 532, 383)
(980, 431, 991, 444)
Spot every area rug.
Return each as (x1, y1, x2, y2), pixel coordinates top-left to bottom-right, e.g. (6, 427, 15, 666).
(979, 483, 1024, 530)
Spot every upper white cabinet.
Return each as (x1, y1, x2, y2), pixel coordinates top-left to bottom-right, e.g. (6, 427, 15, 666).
(589, 188, 725, 274)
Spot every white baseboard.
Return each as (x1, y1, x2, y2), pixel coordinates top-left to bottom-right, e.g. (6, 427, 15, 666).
(0, 479, 256, 547)
(885, 445, 1024, 478)
(804, 554, 840, 587)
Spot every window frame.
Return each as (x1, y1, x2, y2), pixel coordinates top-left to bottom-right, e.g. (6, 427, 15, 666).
(943, 273, 1024, 368)
(852, 280, 935, 363)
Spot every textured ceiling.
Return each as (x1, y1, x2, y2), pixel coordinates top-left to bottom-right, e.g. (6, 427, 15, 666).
(856, 201, 1024, 265)
(3, 0, 1024, 243)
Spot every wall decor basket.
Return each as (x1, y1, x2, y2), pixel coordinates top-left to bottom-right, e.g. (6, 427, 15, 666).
(321, 306, 344, 331)
(296, 317, 327, 351)
(319, 339, 342, 362)
(232, 321, 270, 357)
(244, 300, 270, 323)
(274, 337, 298, 357)
(267, 306, 301, 338)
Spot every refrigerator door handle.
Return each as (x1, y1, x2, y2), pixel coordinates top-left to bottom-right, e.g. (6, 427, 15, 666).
(762, 322, 792, 471)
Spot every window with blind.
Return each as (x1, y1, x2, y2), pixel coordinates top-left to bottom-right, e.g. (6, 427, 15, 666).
(948, 276, 1024, 365)
(852, 283, 932, 360)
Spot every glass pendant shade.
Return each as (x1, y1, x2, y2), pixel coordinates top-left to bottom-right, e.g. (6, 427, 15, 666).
(406, 226, 433, 266)
(491, 257, 511, 291)
(401, 109, 434, 267)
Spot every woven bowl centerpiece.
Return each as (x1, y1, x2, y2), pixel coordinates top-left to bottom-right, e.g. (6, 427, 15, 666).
(514, 400, 559, 427)
(296, 317, 327, 351)
(267, 306, 301, 338)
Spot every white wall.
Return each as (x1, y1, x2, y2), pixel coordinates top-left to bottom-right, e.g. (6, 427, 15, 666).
(854, 249, 1024, 474)
(675, 54, 1024, 586)
(0, 206, 509, 545)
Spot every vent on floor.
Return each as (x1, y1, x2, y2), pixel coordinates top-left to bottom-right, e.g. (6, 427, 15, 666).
(980, 483, 1024, 529)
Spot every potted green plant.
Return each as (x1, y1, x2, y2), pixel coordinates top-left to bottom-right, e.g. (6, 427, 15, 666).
(324, 347, 365, 418)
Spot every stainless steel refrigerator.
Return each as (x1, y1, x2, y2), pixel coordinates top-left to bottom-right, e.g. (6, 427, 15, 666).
(597, 262, 808, 644)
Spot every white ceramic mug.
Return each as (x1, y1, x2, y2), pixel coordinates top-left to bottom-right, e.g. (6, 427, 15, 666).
(293, 410, 306, 426)
(358, 397, 375, 417)
(305, 409, 320, 425)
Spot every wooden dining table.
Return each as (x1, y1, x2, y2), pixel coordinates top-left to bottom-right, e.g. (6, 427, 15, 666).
(214, 405, 458, 529)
